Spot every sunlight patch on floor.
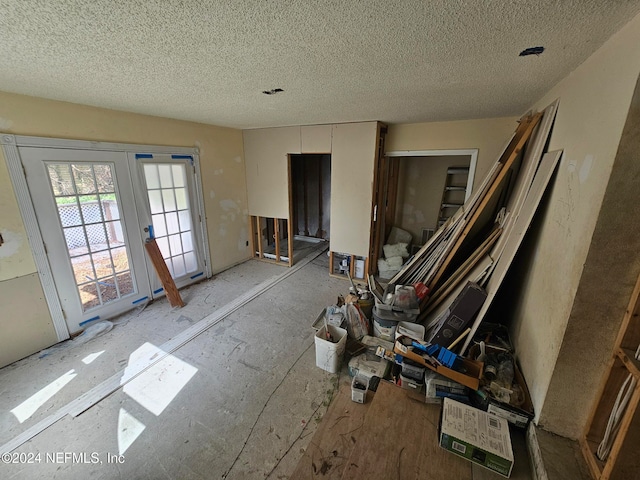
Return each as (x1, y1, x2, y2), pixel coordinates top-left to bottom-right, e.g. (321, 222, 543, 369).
(11, 369, 77, 423)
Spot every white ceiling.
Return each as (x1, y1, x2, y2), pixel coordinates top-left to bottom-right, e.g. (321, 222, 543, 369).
(1, 1, 639, 129)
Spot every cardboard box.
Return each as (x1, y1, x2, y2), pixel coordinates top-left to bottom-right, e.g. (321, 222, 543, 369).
(440, 398, 514, 478)
(427, 282, 487, 348)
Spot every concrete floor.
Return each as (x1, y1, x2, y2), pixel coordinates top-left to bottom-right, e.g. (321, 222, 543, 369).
(0, 245, 536, 479)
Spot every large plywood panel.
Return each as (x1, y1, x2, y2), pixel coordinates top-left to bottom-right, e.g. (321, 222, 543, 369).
(301, 124, 332, 153)
(329, 122, 377, 257)
(243, 126, 301, 219)
(0, 273, 57, 368)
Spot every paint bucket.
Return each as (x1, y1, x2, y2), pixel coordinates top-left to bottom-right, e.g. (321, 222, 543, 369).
(315, 325, 347, 374)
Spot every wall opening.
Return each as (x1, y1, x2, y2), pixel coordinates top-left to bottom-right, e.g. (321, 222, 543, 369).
(289, 154, 331, 240)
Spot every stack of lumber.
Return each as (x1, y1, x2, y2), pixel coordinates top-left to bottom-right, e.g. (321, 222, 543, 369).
(388, 101, 562, 354)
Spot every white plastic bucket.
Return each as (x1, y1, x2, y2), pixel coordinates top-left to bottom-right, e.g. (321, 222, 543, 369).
(315, 325, 347, 373)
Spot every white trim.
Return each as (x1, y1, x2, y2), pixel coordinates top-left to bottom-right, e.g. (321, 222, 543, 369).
(4, 134, 197, 156)
(384, 148, 478, 201)
(193, 152, 212, 277)
(0, 135, 70, 342)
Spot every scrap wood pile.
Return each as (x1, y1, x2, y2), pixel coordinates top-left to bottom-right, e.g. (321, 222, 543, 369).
(387, 100, 561, 355)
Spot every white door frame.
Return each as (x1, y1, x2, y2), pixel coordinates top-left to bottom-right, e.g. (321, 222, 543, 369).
(1, 134, 211, 341)
(384, 149, 478, 201)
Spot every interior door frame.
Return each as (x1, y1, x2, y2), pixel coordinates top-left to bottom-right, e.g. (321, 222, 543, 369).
(370, 148, 478, 275)
(1, 134, 208, 341)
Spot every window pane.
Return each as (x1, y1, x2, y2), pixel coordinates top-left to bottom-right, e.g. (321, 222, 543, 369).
(152, 214, 167, 238)
(178, 210, 191, 232)
(184, 251, 197, 273)
(73, 165, 97, 194)
(162, 189, 176, 212)
(156, 236, 170, 259)
(48, 164, 75, 196)
(94, 165, 115, 193)
(58, 201, 83, 227)
(79, 196, 102, 224)
(92, 251, 115, 278)
(79, 282, 100, 311)
(159, 165, 173, 188)
(148, 190, 163, 214)
(172, 256, 186, 277)
(175, 188, 187, 210)
(181, 232, 193, 252)
(166, 212, 180, 235)
(172, 164, 185, 187)
(144, 164, 160, 189)
(99, 279, 119, 305)
(71, 255, 93, 284)
(111, 247, 130, 273)
(106, 221, 124, 247)
(117, 271, 134, 296)
(101, 196, 120, 220)
(86, 223, 108, 251)
(64, 226, 88, 254)
(169, 234, 183, 256)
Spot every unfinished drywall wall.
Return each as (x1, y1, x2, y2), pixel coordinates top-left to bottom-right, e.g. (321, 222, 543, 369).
(301, 124, 332, 153)
(243, 127, 301, 219)
(508, 12, 640, 439)
(330, 122, 377, 257)
(0, 273, 57, 367)
(0, 90, 248, 367)
(386, 117, 518, 193)
(394, 155, 470, 244)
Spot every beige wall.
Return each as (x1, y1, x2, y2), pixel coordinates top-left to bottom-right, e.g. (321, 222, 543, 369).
(386, 116, 518, 193)
(0, 91, 248, 366)
(509, 12, 640, 437)
(394, 155, 470, 243)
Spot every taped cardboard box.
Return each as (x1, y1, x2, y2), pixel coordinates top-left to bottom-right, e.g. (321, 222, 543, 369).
(440, 398, 514, 478)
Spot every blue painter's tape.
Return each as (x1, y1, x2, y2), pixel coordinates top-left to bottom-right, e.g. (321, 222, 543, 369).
(135, 153, 153, 159)
(153, 288, 164, 294)
(79, 316, 100, 327)
(171, 155, 193, 160)
(132, 296, 149, 305)
(190, 272, 204, 280)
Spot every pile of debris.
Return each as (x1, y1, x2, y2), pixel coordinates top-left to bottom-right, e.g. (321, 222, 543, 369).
(313, 101, 561, 442)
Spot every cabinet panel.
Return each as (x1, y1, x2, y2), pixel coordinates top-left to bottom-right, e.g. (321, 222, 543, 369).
(243, 126, 300, 219)
(329, 122, 377, 257)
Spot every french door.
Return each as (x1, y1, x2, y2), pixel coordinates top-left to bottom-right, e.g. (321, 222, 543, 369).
(20, 146, 206, 333)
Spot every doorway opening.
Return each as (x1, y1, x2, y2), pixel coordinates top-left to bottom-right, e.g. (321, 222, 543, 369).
(289, 154, 331, 241)
(370, 150, 477, 277)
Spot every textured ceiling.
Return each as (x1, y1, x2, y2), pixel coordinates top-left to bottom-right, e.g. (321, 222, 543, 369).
(1, 1, 640, 129)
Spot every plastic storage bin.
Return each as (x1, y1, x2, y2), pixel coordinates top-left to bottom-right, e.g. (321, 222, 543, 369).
(315, 325, 347, 373)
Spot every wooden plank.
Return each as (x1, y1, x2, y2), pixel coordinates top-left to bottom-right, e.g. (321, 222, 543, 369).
(144, 238, 184, 308)
(256, 216, 264, 259)
(340, 381, 472, 480)
(428, 113, 541, 290)
(290, 384, 371, 479)
(422, 226, 501, 315)
(460, 150, 562, 354)
(485, 101, 558, 280)
(274, 217, 281, 263)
